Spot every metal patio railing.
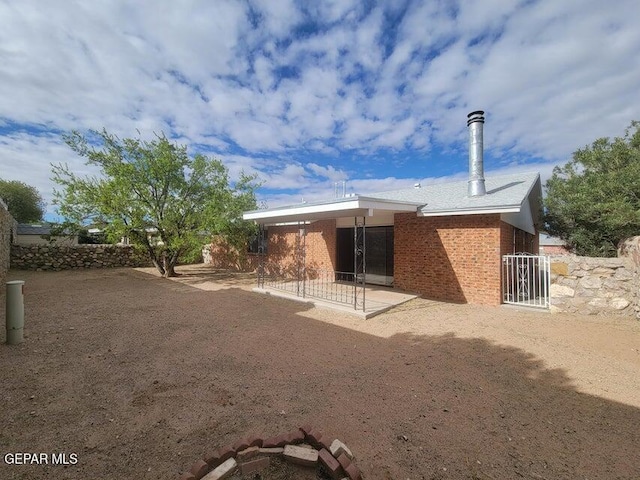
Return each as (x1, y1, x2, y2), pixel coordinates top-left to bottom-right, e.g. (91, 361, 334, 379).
(258, 266, 366, 311)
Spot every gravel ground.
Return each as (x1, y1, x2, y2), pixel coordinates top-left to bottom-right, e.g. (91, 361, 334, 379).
(1, 265, 639, 479)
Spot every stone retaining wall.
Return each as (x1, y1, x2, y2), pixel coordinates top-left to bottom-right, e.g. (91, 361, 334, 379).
(0, 198, 18, 286)
(549, 255, 638, 317)
(10, 244, 152, 271)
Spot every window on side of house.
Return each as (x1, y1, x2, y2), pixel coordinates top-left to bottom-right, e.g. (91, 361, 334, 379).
(247, 229, 267, 254)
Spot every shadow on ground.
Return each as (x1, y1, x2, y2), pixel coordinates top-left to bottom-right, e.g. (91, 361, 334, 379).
(134, 264, 257, 290)
(0, 268, 638, 479)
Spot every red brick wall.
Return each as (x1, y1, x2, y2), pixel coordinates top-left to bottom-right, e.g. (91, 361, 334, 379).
(500, 222, 515, 257)
(206, 235, 260, 271)
(394, 213, 503, 305)
(206, 220, 337, 275)
(540, 244, 571, 255)
(532, 230, 540, 255)
(265, 220, 336, 276)
(500, 222, 539, 256)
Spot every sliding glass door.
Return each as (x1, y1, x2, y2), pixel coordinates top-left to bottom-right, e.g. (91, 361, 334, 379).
(336, 226, 394, 286)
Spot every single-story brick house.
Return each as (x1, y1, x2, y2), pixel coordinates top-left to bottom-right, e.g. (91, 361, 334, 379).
(242, 112, 542, 306)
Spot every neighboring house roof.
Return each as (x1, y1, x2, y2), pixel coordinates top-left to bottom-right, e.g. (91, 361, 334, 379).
(539, 233, 567, 246)
(17, 224, 52, 235)
(17, 224, 76, 236)
(244, 172, 542, 234)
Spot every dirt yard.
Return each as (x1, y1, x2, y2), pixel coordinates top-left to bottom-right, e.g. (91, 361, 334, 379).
(1, 265, 639, 479)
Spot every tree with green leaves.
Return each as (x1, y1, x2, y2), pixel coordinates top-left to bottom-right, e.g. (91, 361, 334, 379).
(0, 179, 45, 223)
(544, 120, 640, 257)
(53, 129, 259, 277)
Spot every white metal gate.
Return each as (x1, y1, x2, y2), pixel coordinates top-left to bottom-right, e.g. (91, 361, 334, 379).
(502, 254, 550, 309)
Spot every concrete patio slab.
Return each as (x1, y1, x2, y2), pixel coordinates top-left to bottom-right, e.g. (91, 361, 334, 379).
(253, 284, 418, 319)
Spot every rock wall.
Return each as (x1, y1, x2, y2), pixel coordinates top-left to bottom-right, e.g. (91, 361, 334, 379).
(549, 255, 638, 317)
(0, 198, 18, 286)
(10, 244, 152, 271)
(618, 236, 640, 269)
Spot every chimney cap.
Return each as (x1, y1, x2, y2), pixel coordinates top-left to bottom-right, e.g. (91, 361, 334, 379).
(467, 110, 485, 126)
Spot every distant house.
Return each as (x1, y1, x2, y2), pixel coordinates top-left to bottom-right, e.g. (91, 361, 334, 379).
(236, 111, 544, 307)
(539, 233, 571, 255)
(16, 224, 78, 246)
(116, 227, 164, 247)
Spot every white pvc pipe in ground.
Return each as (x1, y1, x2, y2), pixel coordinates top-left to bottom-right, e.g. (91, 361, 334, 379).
(6, 280, 25, 345)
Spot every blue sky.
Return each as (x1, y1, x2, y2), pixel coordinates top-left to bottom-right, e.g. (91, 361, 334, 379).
(1, 0, 639, 221)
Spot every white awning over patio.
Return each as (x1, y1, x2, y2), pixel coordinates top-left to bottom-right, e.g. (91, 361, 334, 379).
(243, 195, 423, 225)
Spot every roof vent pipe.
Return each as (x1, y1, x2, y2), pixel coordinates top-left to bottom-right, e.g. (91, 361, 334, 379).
(467, 110, 486, 196)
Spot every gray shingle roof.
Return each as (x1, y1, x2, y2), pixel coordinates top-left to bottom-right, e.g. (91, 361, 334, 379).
(244, 171, 541, 226)
(17, 224, 52, 235)
(367, 172, 540, 214)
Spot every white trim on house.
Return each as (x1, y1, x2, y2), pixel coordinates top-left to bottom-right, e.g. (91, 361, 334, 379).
(501, 209, 535, 235)
(418, 206, 521, 216)
(336, 213, 396, 228)
(243, 196, 422, 224)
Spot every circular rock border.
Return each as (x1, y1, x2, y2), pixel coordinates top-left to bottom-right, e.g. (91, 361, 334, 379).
(178, 425, 362, 480)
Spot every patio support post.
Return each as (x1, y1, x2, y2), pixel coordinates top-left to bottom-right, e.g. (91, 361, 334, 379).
(295, 221, 306, 298)
(301, 223, 306, 298)
(354, 216, 366, 312)
(362, 217, 366, 312)
(258, 224, 265, 289)
(353, 218, 357, 310)
(296, 222, 301, 297)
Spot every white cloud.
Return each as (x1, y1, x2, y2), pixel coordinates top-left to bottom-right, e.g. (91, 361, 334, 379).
(306, 163, 348, 182)
(371, 117, 417, 149)
(0, 132, 101, 215)
(306, 0, 361, 24)
(1, 0, 639, 214)
(249, 0, 303, 38)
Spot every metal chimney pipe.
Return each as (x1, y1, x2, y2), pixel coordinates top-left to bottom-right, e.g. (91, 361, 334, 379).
(467, 110, 486, 196)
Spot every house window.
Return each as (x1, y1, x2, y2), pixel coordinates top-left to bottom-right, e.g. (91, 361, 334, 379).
(247, 229, 267, 254)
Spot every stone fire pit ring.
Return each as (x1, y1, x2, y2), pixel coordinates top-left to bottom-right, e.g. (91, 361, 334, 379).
(178, 425, 361, 479)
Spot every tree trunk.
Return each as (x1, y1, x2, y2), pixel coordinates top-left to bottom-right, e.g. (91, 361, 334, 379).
(152, 258, 166, 277)
(140, 236, 165, 276)
(162, 263, 178, 278)
(161, 250, 180, 277)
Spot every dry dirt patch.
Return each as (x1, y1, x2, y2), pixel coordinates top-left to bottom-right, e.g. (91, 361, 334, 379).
(1, 265, 639, 479)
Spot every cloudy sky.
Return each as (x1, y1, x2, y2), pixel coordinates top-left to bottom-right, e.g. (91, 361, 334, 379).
(1, 0, 638, 219)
